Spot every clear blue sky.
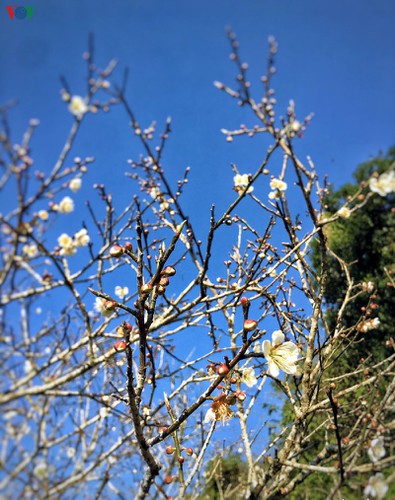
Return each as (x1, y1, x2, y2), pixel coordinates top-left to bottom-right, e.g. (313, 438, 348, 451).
(1, 0, 394, 220)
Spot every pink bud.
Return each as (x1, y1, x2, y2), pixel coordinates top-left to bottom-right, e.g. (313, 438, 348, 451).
(114, 340, 127, 352)
(159, 276, 169, 286)
(140, 283, 153, 294)
(243, 319, 258, 332)
(240, 296, 250, 307)
(236, 391, 246, 401)
(217, 363, 229, 375)
(104, 300, 117, 311)
(165, 446, 174, 455)
(186, 447, 194, 456)
(109, 245, 124, 258)
(161, 266, 176, 276)
(164, 476, 173, 484)
(156, 285, 166, 295)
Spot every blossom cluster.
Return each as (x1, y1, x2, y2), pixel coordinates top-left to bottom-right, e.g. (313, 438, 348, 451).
(58, 228, 90, 256)
(269, 177, 287, 200)
(52, 196, 75, 214)
(359, 317, 380, 333)
(233, 173, 254, 194)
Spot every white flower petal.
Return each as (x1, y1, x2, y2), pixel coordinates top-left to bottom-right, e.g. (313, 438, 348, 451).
(272, 330, 285, 346)
(267, 359, 280, 377)
(262, 340, 271, 357)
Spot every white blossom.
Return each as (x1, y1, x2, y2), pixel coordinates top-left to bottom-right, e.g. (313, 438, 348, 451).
(337, 206, 351, 219)
(33, 461, 48, 479)
(234, 173, 254, 193)
(369, 169, 395, 197)
(263, 330, 301, 377)
(93, 297, 113, 317)
(240, 367, 258, 387)
(268, 190, 281, 200)
(73, 228, 90, 247)
(368, 437, 386, 463)
(362, 281, 375, 293)
(203, 408, 216, 424)
(114, 286, 129, 300)
(270, 178, 288, 192)
(68, 95, 88, 119)
(290, 120, 301, 132)
(149, 187, 160, 199)
(364, 473, 388, 499)
(58, 233, 76, 256)
(37, 210, 49, 221)
(360, 317, 380, 332)
(22, 244, 38, 257)
(69, 177, 82, 193)
(57, 196, 74, 214)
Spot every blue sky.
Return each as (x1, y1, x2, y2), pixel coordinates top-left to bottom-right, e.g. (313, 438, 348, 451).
(1, 0, 394, 219)
(2, 0, 394, 361)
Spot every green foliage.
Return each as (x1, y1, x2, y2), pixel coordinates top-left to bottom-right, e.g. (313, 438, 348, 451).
(314, 146, 395, 361)
(280, 148, 395, 497)
(198, 454, 249, 500)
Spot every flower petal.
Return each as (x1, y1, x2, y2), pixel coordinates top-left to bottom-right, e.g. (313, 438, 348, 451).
(267, 359, 280, 377)
(272, 330, 285, 346)
(262, 340, 271, 357)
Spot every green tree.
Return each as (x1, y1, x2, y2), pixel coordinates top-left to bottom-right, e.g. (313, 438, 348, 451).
(198, 454, 249, 500)
(280, 148, 395, 499)
(313, 146, 395, 361)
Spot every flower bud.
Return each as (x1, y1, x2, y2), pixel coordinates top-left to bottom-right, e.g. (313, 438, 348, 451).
(240, 296, 250, 307)
(165, 446, 174, 455)
(124, 242, 133, 250)
(156, 285, 166, 295)
(178, 456, 185, 464)
(243, 319, 258, 332)
(164, 476, 173, 484)
(104, 300, 117, 311)
(109, 245, 124, 258)
(186, 447, 194, 456)
(159, 276, 170, 286)
(236, 391, 246, 401)
(217, 363, 229, 375)
(161, 266, 176, 276)
(140, 283, 153, 294)
(114, 340, 127, 352)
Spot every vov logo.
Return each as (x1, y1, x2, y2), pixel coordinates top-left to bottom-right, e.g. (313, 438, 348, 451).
(6, 6, 35, 19)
